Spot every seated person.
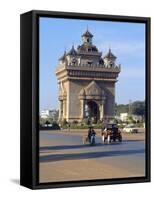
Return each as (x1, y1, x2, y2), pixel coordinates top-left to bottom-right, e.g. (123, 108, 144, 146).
(91, 128, 96, 136)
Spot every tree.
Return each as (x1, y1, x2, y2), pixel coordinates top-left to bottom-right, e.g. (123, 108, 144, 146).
(115, 103, 129, 116)
(132, 101, 145, 116)
(45, 120, 50, 125)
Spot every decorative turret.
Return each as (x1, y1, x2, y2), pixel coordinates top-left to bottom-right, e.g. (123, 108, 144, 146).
(65, 45, 78, 65)
(103, 48, 117, 67)
(81, 29, 93, 44)
(104, 48, 117, 60)
(77, 29, 100, 55)
(59, 50, 66, 61)
(66, 45, 77, 56)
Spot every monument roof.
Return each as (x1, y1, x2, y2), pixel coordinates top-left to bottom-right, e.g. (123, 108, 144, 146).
(104, 48, 117, 59)
(82, 30, 93, 38)
(77, 44, 98, 52)
(59, 50, 66, 61)
(66, 45, 77, 56)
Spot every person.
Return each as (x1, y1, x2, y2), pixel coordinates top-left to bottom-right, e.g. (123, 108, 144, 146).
(91, 128, 96, 136)
(90, 128, 96, 144)
(88, 127, 92, 143)
(101, 125, 107, 143)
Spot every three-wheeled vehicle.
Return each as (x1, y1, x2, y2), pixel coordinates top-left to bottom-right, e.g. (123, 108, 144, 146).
(101, 123, 122, 143)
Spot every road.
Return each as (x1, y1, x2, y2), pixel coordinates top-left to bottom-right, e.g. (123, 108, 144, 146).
(39, 130, 145, 183)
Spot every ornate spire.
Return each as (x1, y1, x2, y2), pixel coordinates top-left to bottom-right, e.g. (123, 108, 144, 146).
(67, 45, 77, 56)
(104, 48, 117, 59)
(59, 50, 66, 61)
(82, 29, 93, 38)
(81, 28, 94, 46)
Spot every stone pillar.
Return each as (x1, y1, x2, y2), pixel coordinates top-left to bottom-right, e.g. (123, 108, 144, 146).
(100, 100, 105, 120)
(63, 99, 66, 119)
(80, 99, 85, 120)
(59, 100, 63, 120)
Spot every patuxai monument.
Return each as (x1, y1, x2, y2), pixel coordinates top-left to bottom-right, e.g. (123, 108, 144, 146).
(55, 29, 121, 123)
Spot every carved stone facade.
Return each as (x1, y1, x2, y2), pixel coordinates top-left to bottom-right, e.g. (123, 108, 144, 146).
(55, 29, 121, 123)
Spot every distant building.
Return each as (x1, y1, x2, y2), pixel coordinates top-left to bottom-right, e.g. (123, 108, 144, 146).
(114, 115, 121, 121)
(40, 109, 57, 119)
(120, 113, 129, 121)
(120, 113, 143, 122)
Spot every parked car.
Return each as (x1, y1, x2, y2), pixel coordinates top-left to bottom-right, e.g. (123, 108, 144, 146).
(40, 122, 60, 130)
(123, 125, 138, 133)
(101, 123, 122, 143)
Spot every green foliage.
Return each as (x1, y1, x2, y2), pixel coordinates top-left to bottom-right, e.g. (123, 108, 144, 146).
(115, 103, 129, 116)
(132, 101, 145, 116)
(115, 100, 145, 117)
(39, 117, 53, 125)
(136, 122, 144, 128)
(45, 120, 50, 125)
(126, 116, 136, 124)
(72, 120, 78, 125)
(39, 117, 46, 125)
(82, 118, 91, 125)
(65, 123, 102, 129)
(97, 119, 103, 124)
(54, 110, 59, 120)
(51, 121, 60, 129)
(112, 118, 119, 124)
(60, 119, 68, 126)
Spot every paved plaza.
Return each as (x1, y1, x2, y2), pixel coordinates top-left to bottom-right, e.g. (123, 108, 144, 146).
(39, 129, 145, 183)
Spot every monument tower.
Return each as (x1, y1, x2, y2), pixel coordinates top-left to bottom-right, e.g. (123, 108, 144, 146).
(55, 29, 121, 123)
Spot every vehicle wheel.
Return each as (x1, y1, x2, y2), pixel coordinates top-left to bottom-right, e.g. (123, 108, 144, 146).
(107, 135, 111, 143)
(102, 135, 105, 143)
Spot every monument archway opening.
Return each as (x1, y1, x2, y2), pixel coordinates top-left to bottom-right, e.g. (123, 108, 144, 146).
(86, 100, 100, 123)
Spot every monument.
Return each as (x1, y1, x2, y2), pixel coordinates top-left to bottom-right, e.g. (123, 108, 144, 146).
(55, 29, 121, 123)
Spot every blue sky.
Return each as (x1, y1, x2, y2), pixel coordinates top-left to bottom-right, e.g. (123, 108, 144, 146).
(39, 17, 145, 111)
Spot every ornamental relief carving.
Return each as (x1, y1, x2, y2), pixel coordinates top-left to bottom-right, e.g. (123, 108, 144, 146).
(85, 81, 102, 96)
(79, 81, 106, 100)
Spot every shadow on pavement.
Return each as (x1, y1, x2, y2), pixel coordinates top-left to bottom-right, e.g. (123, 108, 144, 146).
(124, 139, 144, 142)
(40, 143, 104, 152)
(40, 139, 144, 152)
(40, 149, 145, 163)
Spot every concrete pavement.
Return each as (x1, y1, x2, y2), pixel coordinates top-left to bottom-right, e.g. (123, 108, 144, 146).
(39, 129, 145, 183)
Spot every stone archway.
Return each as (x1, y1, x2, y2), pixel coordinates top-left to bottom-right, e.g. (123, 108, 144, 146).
(85, 100, 100, 123)
(79, 81, 106, 123)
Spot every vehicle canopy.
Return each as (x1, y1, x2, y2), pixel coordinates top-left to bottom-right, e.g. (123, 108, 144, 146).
(106, 123, 118, 129)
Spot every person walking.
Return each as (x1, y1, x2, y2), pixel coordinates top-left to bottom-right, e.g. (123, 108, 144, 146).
(88, 126, 92, 143)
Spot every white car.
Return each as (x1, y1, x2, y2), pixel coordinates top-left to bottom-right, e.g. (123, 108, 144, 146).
(123, 125, 138, 133)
